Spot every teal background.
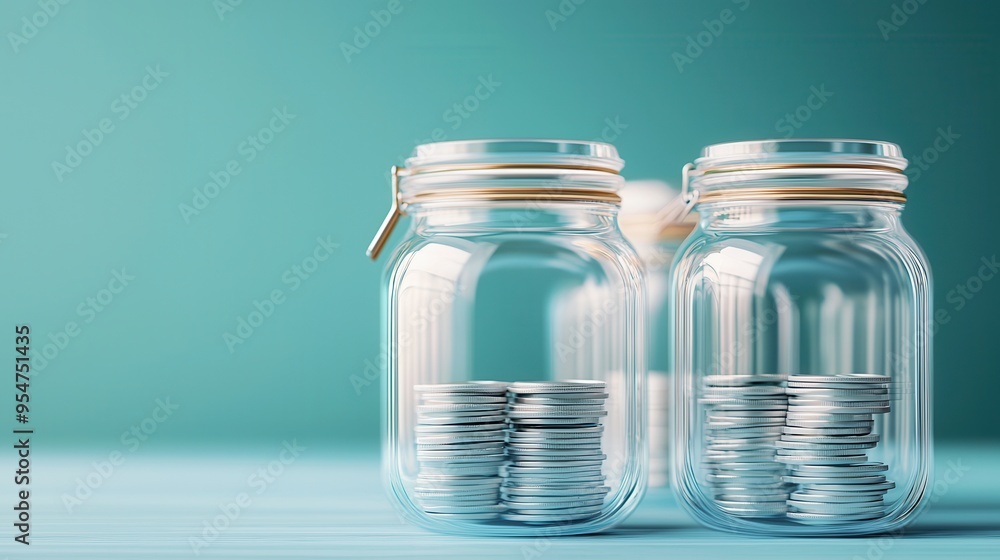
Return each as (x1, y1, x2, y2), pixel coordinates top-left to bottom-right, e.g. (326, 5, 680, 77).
(0, 0, 997, 449)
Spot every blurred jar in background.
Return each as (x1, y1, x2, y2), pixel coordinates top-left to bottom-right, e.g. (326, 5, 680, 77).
(618, 180, 697, 489)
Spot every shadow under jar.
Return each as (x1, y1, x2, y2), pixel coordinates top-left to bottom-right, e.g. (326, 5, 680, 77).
(367, 139, 647, 536)
(670, 139, 932, 536)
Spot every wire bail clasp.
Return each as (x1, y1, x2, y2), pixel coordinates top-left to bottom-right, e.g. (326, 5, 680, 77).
(655, 162, 699, 230)
(366, 166, 406, 260)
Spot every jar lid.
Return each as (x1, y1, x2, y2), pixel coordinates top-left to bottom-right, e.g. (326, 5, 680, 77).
(654, 139, 911, 226)
(367, 139, 625, 260)
(406, 139, 624, 172)
(686, 138, 910, 205)
(696, 139, 906, 172)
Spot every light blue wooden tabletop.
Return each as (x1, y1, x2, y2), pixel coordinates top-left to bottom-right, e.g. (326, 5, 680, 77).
(12, 444, 998, 559)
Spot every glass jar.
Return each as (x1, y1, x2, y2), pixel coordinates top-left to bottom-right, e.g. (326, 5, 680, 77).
(368, 139, 647, 536)
(671, 139, 932, 535)
(617, 181, 696, 490)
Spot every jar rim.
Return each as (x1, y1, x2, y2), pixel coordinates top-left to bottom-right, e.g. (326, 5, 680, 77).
(406, 138, 624, 173)
(688, 139, 909, 199)
(696, 139, 906, 171)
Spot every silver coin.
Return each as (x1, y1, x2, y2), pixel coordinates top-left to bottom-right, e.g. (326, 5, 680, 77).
(788, 501, 885, 514)
(501, 484, 610, 497)
(776, 454, 869, 465)
(415, 382, 509, 393)
(505, 464, 603, 475)
(512, 397, 609, 406)
(512, 425, 605, 436)
(417, 440, 505, 453)
(780, 433, 880, 444)
(427, 512, 502, 521)
(788, 405, 890, 415)
(787, 511, 884, 523)
(508, 409, 609, 418)
(510, 458, 604, 467)
(805, 481, 896, 492)
(508, 452, 606, 461)
(418, 431, 507, 442)
(415, 424, 504, 434)
(707, 417, 787, 426)
(418, 414, 508, 425)
(500, 512, 600, 523)
(506, 503, 605, 515)
(414, 486, 501, 495)
(788, 397, 890, 407)
(417, 497, 501, 507)
(785, 410, 875, 419)
(419, 401, 509, 411)
(415, 474, 503, 483)
(787, 374, 891, 384)
(789, 491, 883, 504)
(703, 385, 788, 396)
(507, 380, 606, 394)
(418, 466, 504, 477)
(784, 474, 887, 485)
(781, 426, 873, 436)
(699, 396, 789, 405)
(715, 493, 789, 502)
(792, 462, 888, 474)
(504, 479, 605, 488)
(776, 443, 877, 453)
(420, 395, 508, 404)
(422, 504, 506, 514)
(417, 447, 505, 456)
(785, 385, 889, 394)
(506, 438, 603, 446)
(786, 391, 890, 401)
(703, 374, 787, 385)
(417, 450, 506, 460)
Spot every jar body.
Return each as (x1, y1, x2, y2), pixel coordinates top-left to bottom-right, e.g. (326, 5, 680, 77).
(672, 201, 932, 535)
(383, 201, 646, 536)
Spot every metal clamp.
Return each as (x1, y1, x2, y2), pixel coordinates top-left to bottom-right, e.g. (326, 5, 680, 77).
(654, 162, 699, 229)
(366, 166, 406, 260)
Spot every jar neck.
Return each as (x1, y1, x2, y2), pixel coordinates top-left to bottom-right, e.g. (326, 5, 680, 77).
(407, 201, 620, 234)
(695, 201, 904, 232)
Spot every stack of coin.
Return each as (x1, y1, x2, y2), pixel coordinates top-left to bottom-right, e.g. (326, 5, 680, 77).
(501, 381, 611, 524)
(699, 374, 790, 517)
(778, 374, 894, 524)
(413, 382, 509, 521)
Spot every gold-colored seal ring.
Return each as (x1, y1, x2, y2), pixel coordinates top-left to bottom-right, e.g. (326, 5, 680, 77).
(367, 164, 621, 260)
